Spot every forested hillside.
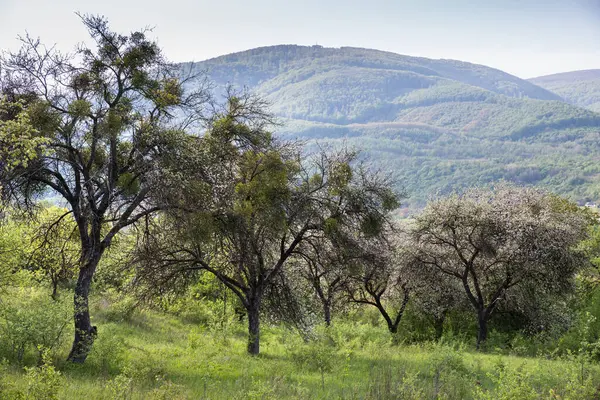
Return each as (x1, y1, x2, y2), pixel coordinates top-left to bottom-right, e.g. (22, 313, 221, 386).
(185, 46, 600, 206)
(530, 69, 600, 113)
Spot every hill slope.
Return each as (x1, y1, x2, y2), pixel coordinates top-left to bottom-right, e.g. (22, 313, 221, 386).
(530, 70, 600, 113)
(184, 46, 600, 207)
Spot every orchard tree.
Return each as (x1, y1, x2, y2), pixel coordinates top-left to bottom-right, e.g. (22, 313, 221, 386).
(134, 98, 400, 355)
(0, 15, 208, 362)
(292, 236, 354, 326)
(411, 185, 591, 349)
(345, 238, 411, 335)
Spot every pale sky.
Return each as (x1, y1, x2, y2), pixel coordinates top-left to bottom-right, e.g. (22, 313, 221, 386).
(1, 0, 599, 78)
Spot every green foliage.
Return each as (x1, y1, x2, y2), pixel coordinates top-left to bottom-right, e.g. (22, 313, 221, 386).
(105, 373, 133, 400)
(0, 287, 71, 363)
(0, 215, 28, 290)
(366, 369, 426, 400)
(88, 329, 127, 375)
(147, 377, 187, 400)
(67, 99, 92, 117)
(290, 330, 338, 377)
(0, 98, 46, 171)
(23, 206, 79, 298)
(234, 150, 292, 227)
(23, 348, 64, 400)
(475, 363, 538, 400)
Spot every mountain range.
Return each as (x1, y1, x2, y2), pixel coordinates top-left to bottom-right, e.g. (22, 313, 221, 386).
(182, 45, 600, 208)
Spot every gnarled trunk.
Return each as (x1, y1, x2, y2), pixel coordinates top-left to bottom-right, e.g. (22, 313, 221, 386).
(476, 310, 489, 350)
(323, 299, 332, 327)
(67, 252, 101, 363)
(247, 296, 262, 355)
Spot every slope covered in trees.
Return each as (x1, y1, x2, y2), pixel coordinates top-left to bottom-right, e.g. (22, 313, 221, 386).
(530, 69, 600, 113)
(184, 46, 600, 206)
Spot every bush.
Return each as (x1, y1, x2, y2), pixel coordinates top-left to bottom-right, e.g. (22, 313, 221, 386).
(88, 329, 127, 375)
(23, 349, 64, 400)
(428, 343, 472, 398)
(290, 328, 339, 391)
(97, 291, 139, 323)
(365, 366, 426, 400)
(0, 359, 22, 399)
(122, 350, 168, 383)
(0, 287, 70, 364)
(476, 363, 538, 400)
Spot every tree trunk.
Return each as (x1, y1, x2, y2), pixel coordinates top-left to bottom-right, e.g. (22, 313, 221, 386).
(247, 301, 261, 355)
(323, 300, 332, 327)
(434, 312, 446, 340)
(476, 310, 488, 350)
(51, 279, 58, 301)
(67, 254, 100, 363)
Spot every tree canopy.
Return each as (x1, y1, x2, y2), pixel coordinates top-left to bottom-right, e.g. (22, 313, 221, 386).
(409, 184, 591, 348)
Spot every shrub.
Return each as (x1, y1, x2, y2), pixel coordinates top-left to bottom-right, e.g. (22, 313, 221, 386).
(290, 329, 339, 390)
(23, 349, 63, 400)
(366, 366, 426, 400)
(0, 288, 70, 363)
(122, 350, 168, 383)
(105, 373, 133, 400)
(428, 343, 471, 398)
(476, 363, 538, 400)
(88, 329, 127, 375)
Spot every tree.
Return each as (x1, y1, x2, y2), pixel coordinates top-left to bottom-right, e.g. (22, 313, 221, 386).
(411, 185, 591, 349)
(345, 238, 411, 335)
(0, 15, 208, 362)
(293, 241, 348, 326)
(133, 98, 400, 354)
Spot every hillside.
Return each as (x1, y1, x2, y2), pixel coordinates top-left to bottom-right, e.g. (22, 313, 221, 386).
(184, 46, 600, 207)
(530, 69, 600, 113)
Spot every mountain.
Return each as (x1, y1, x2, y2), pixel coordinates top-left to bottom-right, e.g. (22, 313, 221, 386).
(183, 45, 600, 207)
(529, 70, 600, 113)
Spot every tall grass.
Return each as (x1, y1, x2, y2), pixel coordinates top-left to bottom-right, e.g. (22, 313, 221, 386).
(1, 289, 599, 399)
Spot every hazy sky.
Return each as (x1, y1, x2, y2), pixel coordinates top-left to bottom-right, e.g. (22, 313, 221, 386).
(1, 0, 599, 78)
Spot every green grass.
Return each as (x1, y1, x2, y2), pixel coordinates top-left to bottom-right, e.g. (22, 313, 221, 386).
(2, 297, 599, 399)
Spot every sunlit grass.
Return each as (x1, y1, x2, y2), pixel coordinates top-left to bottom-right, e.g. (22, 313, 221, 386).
(1, 296, 599, 399)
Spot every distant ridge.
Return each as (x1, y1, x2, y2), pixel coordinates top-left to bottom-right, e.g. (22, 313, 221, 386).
(530, 69, 600, 83)
(183, 45, 600, 206)
(186, 44, 562, 102)
(529, 69, 600, 113)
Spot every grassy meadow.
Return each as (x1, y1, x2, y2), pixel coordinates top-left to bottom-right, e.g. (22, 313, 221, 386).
(1, 288, 599, 399)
